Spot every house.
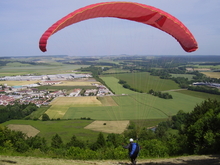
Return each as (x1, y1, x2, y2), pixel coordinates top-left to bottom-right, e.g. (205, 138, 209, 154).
(0, 95, 15, 105)
(41, 81, 62, 85)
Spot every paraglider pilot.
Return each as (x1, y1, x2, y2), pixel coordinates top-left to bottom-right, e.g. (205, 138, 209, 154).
(123, 138, 140, 165)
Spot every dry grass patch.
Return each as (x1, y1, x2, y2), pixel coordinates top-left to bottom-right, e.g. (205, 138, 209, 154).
(45, 105, 69, 119)
(98, 96, 118, 106)
(2, 81, 39, 86)
(201, 72, 220, 78)
(54, 81, 97, 86)
(84, 120, 129, 134)
(47, 97, 102, 119)
(50, 97, 102, 106)
(7, 124, 40, 137)
(54, 79, 101, 86)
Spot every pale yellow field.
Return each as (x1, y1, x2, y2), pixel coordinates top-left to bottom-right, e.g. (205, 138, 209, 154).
(84, 120, 129, 134)
(7, 124, 40, 137)
(1, 81, 39, 86)
(46, 97, 102, 119)
(98, 96, 118, 106)
(50, 96, 102, 106)
(201, 72, 220, 78)
(45, 105, 70, 119)
(54, 80, 101, 86)
(54, 81, 98, 86)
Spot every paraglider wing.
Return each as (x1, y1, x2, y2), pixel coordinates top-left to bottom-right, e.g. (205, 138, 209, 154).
(39, 1, 198, 52)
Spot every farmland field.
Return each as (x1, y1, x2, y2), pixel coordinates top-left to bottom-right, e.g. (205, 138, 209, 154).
(47, 97, 103, 119)
(84, 120, 129, 134)
(100, 77, 137, 95)
(37, 85, 97, 91)
(175, 90, 220, 101)
(201, 72, 220, 78)
(101, 72, 180, 93)
(50, 97, 102, 106)
(0, 63, 89, 76)
(7, 124, 40, 137)
(0, 81, 39, 86)
(54, 80, 100, 86)
(2, 120, 106, 144)
(60, 92, 204, 121)
(103, 68, 130, 74)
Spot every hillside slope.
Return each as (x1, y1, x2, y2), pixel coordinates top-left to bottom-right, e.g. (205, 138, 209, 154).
(0, 155, 219, 165)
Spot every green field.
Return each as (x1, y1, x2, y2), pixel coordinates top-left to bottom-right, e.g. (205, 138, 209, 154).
(100, 77, 137, 95)
(1, 120, 105, 144)
(175, 90, 220, 101)
(103, 68, 130, 74)
(191, 64, 220, 69)
(101, 72, 180, 93)
(62, 92, 204, 120)
(0, 63, 89, 76)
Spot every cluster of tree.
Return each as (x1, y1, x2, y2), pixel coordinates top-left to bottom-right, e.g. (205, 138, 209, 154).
(149, 69, 172, 79)
(188, 85, 220, 95)
(148, 89, 173, 99)
(0, 60, 10, 68)
(71, 60, 118, 67)
(199, 62, 220, 66)
(118, 80, 143, 93)
(171, 77, 191, 88)
(151, 99, 220, 154)
(0, 102, 38, 123)
(1, 99, 220, 159)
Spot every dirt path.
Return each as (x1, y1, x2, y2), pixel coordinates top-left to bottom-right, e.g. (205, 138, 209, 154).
(0, 155, 219, 165)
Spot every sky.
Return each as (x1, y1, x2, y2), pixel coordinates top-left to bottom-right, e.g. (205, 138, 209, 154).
(0, 0, 220, 57)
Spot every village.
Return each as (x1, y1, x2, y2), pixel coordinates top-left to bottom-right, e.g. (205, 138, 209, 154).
(0, 73, 114, 106)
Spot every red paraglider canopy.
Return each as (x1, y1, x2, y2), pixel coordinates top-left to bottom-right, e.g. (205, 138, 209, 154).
(39, 1, 198, 52)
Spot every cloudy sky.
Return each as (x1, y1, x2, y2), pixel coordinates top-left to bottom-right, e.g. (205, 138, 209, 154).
(0, 0, 219, 57)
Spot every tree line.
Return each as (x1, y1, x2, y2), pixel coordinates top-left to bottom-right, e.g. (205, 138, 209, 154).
(1, 99, 220, 159)
(0, 102, 38, 123)
(148, 89, 173, 99)
(118, 79, 143, 93)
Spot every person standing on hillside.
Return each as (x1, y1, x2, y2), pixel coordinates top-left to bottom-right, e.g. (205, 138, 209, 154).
(123, 138, 140, 165)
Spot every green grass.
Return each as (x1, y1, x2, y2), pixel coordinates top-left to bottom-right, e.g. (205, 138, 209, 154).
(103, 68, 130, 74)
(0, 64, 89, 76)
(191, 64, 220, 69)
(175, 90, 220, 101)
(101, 77, 137, 95)
(131, 119, 168, 128)
(28, 106, 50, 119)
(62, 92, 204, 120)
(101, 72, 180, 93)
(1, 120, 107, 144)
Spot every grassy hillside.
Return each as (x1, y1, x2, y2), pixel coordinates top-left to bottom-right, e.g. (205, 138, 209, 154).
(1, 120, 105, 144)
